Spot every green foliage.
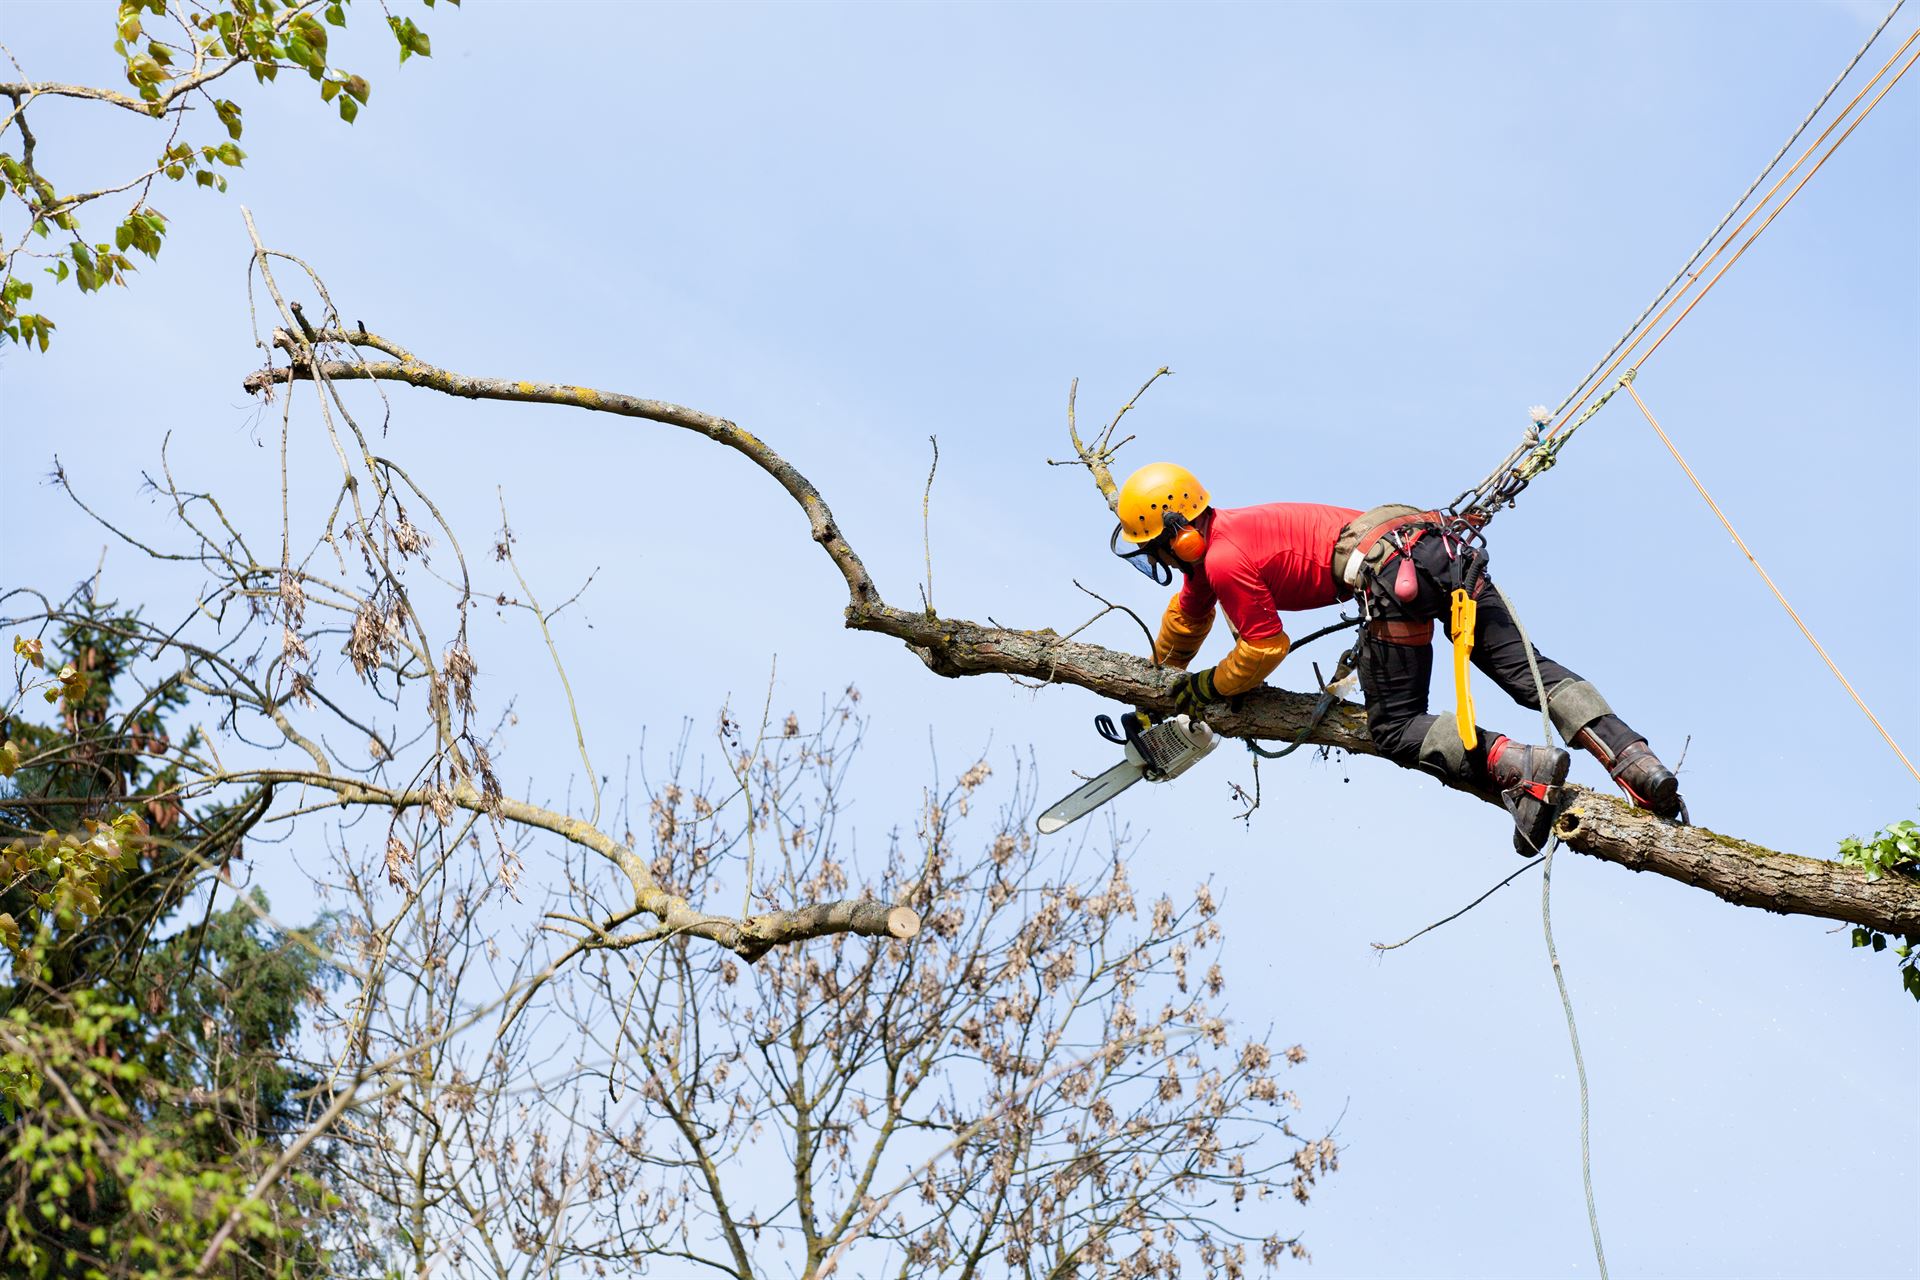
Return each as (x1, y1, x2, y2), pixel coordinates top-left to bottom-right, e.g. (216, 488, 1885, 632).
(1838, 819, 1919, 1001)
(3, 604, 338, 1275)
(0, 990, 331, 1279)
(0, 0, 460, 350)
(1839, 818, 1919, 882)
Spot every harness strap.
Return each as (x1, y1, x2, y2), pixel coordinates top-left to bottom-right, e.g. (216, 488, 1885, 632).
(1332, 505, 1443, 595)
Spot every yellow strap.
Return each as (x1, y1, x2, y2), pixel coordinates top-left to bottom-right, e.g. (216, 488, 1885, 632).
(1450, 588, 1478, 751)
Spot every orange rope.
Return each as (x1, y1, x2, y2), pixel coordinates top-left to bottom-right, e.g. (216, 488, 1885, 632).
(1620, 379, 1920, 785)
(1544, 26, 1920, 442)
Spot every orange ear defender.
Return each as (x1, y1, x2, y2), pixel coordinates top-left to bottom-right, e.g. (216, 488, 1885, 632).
(1165, 512, 1207, 562)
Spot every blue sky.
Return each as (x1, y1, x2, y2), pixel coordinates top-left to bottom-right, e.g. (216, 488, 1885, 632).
(4, 2, 1917, 1276)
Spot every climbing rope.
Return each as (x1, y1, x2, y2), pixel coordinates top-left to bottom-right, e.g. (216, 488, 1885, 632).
(1441, 14, 1920, 783)
(1496, 581, 1609, 1280)
(1450, 7, 1917, 525)
(1540, 0, 1907, 434)
(1619, 379, 1920, 784)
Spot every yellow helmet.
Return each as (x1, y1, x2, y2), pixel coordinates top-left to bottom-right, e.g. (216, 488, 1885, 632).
(1116, 462, 1210, 544)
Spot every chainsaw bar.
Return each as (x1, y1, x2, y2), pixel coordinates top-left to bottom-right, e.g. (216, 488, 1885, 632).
(1036, 713, 1218, 835)
(1036, 760, 1147, 835)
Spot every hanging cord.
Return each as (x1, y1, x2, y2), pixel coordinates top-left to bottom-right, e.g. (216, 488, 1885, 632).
(1619, 379, 1920, 784)
(1541, 0, 1907, 430)
(1493, 580, 1608, 1279)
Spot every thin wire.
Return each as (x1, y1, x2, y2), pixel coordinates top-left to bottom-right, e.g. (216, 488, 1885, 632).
(1620, 380, 1920, 784)
(1493, 581, 1608, 1279)
(1542, 0, 1908, 429)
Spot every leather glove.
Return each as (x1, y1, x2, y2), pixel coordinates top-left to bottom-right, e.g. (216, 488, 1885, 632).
(1170, 666, 1221, 716)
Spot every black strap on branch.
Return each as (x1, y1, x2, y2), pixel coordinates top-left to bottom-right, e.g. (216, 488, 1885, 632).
(1242, 613, 1361, 760)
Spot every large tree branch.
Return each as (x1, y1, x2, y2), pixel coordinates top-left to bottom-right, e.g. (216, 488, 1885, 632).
(244, 335, 1920, 938)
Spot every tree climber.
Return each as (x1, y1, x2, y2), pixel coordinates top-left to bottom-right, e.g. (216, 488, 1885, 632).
(1110, 462, 1686, 854)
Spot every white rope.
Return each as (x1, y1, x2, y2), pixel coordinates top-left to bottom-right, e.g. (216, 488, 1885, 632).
(1492, 581, 1608, 1279)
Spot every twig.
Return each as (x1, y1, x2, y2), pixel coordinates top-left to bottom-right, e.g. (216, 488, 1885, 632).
(496, 490, 600, 829)
(1371, 860, 1541, 952)
(1100, 365, 1173, 451)
(921, 435, 939, 617)
(1229, 755, 1261, 824)
(1069, 580, 1157, 655)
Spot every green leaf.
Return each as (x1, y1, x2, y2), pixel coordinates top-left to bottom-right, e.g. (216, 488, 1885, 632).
(214, 97, 244, 140)
(1851, 927, 1869, 948)
(325, 1, 346, 26)
(321, 78, 340, 102)
(338, 95, 358, 124)
(345, 74, 370, 103)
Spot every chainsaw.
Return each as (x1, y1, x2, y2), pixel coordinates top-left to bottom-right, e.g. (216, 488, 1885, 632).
(1035, 711, 1219, 835)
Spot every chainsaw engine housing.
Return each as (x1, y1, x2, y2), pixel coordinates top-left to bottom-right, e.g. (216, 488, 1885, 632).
(1126, 714, 1218, 780)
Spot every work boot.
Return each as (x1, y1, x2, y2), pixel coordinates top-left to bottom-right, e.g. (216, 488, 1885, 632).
(1487, 736, 1571, 857)
(1573, 729, 1685, 820)
(1605, 740, 1684, 819)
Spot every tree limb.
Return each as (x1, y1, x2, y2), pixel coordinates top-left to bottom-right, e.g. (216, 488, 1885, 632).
(244, 334, 1920, 938)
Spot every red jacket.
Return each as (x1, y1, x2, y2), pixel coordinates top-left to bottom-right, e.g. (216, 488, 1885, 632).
(1155, 503, 1360, 694)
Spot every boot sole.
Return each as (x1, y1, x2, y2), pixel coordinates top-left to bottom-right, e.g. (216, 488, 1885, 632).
(1512, 749, 1572, 857)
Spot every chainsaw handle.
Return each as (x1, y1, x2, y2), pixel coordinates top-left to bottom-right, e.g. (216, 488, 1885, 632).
(1094, 711, 1150, 746)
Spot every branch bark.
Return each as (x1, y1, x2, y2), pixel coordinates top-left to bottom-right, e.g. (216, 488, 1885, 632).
(244, 334, 1920, 938)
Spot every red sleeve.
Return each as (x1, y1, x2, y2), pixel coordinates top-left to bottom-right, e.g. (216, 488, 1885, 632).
(1209, 549, 1286, 644)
